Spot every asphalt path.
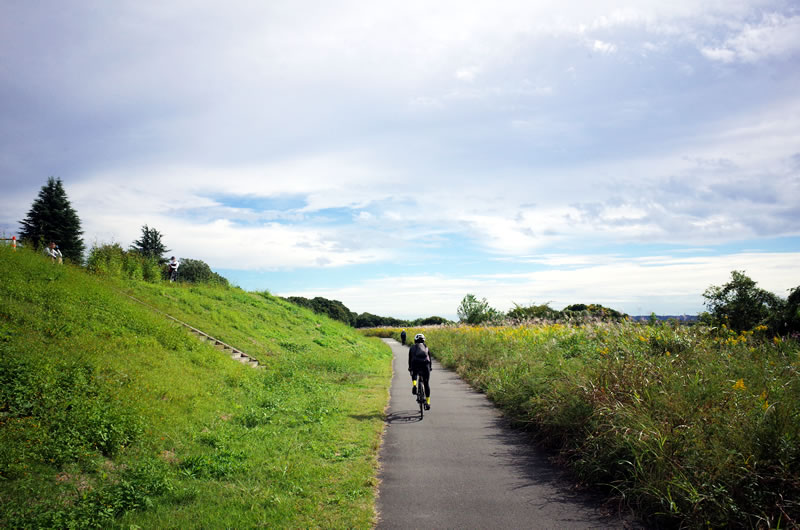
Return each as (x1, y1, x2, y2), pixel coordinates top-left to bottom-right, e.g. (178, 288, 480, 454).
(376, 339, 634, 529)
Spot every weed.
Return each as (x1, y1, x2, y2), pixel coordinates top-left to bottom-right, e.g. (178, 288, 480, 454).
(178, 449, 248, 479)
(365, 323, 800, 528)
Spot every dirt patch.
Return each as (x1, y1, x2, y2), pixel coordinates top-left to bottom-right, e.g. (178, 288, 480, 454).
(55, 472, 92, 493)
(159, 449, 178, 464)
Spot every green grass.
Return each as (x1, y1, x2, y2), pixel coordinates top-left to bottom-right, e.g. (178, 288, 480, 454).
(363, 324, 800, 528)
(0, 245, 392, 528)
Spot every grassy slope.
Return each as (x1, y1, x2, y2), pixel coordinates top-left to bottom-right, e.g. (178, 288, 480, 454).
(0, 246, 392, 528)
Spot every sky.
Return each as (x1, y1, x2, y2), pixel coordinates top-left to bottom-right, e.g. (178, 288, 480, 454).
(1, 1, 798, 320)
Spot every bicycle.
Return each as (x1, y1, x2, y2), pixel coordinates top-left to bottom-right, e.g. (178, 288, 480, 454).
(415, 375, 427, 418)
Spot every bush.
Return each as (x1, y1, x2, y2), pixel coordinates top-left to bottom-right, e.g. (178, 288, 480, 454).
(87, 243, 161, 283)
(507, 302, 559, 321)
(286, 296, 354, 325)
(457, 294, 503, 324)
(703, 271, 786, 333)
(561, 303, 627, 322)
(87, 243, 124, 277)
(776, 285, 800, 336)
(412, 316, 452, 326)
(175, 258, 229, 286)
(355, 312, 409, 328)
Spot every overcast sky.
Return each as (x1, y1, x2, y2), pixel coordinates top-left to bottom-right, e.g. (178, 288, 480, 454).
(1, 1, 798, 319)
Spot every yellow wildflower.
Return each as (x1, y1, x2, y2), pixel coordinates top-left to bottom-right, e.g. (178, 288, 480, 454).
(732, 379, 746, 391)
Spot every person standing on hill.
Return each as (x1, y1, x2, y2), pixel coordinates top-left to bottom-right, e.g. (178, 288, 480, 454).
(408, 333, 432, 410)
(45, 242, 63, 264)
(168, 256, 180, 282)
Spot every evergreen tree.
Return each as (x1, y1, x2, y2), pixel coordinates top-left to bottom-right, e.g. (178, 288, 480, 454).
(19, 177, 85, 262)
(130, 225, 169, 264)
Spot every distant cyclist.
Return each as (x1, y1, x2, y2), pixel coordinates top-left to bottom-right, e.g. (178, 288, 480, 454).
(400, 329, 407, 345)
(408, 333, 432, 410)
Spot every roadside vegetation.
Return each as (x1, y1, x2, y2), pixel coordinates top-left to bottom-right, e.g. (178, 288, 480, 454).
(0, 244, 392, 528)
(362, 272, 799, 528)
(363, 318, 799, 527)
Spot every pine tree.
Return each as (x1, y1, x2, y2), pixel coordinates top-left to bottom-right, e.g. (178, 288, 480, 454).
(130, 225, 169, 264)
(19, 177, 85, 262)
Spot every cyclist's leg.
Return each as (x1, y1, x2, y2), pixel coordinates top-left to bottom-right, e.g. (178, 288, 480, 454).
(420, 366, 431, 409)
(411, 367, 418, 395)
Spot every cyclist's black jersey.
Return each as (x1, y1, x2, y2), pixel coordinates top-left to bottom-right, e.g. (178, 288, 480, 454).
(408, 343, 431, 371)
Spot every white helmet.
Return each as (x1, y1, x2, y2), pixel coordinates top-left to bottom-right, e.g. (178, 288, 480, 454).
(414, 333, 425, 343)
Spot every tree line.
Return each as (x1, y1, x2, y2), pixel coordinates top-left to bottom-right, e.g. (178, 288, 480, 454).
(282, 296, 451, 329)
(16, 177, 227, 286)
(457, 272, 800, 337)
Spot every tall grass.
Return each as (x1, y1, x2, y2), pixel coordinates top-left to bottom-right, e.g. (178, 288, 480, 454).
(87, 242, 162, 282)
(1, 245, 392, 528)
(363, 323, 800, 528)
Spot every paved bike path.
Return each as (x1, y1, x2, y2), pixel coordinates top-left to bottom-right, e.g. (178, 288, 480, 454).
(376, 339, 630, 529)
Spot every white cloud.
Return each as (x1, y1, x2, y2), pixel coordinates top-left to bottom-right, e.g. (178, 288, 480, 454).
(163, 219, 395, 270)
(455, 66, 481, 82)
(50, 86, 798, 265)
(592, 39, 618, 54)
(701, 13, 800, 63)
(282, 252, 800, 318)
(700, 47, 737, 63)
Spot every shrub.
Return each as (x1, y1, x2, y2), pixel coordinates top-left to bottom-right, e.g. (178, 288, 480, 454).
(507, 302, 559, 321)
(703, 271, 784, 333)
(175, 257, 229, 286)
(457, 294, 503, 324)
(286, 296, 354, 325)
(87, 242, 125, 277)
(87, 243, 161, 283)
(776, 285, 800, 336)
(413, 316, 452, 326)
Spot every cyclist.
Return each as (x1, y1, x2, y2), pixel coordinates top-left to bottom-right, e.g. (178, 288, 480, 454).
(408, 333, 432, 410)
(400, 329, 407, 345)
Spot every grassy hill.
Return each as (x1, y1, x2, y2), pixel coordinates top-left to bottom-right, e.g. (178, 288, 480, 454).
(0, 245, 392, 528)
